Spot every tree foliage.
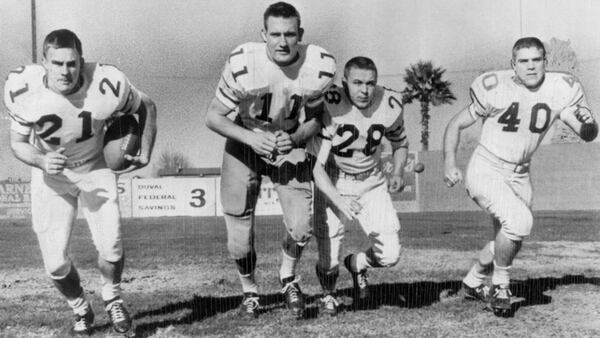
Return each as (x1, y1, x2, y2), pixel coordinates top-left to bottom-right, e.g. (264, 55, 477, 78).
(401, 61, 456, 150)
(154, 150, 192, 176)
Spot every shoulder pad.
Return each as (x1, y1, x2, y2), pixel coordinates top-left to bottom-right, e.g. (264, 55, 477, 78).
(300, 44, 337, 93)
(227, 42, 268, 92)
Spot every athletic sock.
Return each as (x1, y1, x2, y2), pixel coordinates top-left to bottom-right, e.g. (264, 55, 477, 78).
(463, 264, 488, 288)
(67, 292, 91, 316)
(101, 282, 122, 302)
(492, 261, 511, 288)
(279, 250, 298, 281)
(238, 272, 258, 294)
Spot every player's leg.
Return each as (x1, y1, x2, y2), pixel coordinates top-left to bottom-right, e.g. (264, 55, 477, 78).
(314, 187, 344, 316)
(221, 140, 263, 317)
(31, 169, 94, 334)
(345, 178, 401, 302)
(79, 166, 131, 333)
(272, 176, 312, 319)
(466, 155, 533, 315)
(461, 219, 498, 301)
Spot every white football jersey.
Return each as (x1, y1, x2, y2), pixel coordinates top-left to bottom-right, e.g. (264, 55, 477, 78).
(215, 42, 336, 133)
(316, 85, 408, 174)
(469, 70, 588, 163)
(4, 63, 141, 169)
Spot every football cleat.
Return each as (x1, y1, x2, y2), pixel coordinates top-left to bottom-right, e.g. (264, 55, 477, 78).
(491, 285, 512, 317)
(71, 306, 94, 336)
(319, 294, 340, 317)
(281, 276, 305, 319)
(239, 292, 260, 318)
(462, 282, 490, 302)
(105, 297, 132, 334)
(344, 255, 369, 300)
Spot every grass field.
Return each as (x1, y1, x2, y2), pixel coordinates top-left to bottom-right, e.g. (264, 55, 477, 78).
(1, 210, 599, 337)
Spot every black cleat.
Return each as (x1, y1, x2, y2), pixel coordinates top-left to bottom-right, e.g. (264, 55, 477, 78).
(462, 282, 490, 302)
(281, 276, 305, 319)
(105, 297, 132, 334)
(239, 292, 260, 318)
(71, 306, 94, 336)
(491, 284, 512, 317)
(344, 255, 369, 300)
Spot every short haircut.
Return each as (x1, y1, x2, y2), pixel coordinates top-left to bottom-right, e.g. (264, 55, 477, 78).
(344, 56, 378, 79)
(263, 2, 301, 29)
(512, 37, 545, 59)
(43, 29, 82, 57)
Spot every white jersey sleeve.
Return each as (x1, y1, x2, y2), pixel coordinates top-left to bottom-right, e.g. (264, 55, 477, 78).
(467, 71, 500, 119)
(95, 64, 142, 118)
(4, 65, 45, 135)
(383, 91, 408, 149)
(302, 45, 336, 108)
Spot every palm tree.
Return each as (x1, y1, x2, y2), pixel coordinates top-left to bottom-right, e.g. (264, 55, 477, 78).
(401, 61, 456, 150)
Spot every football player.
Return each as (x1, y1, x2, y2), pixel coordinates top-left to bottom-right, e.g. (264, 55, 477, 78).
(4, 29, 157, 335)
(310, 57, 408, 315)
(443, 37, 597, 317)
(205, 2, 336, 319)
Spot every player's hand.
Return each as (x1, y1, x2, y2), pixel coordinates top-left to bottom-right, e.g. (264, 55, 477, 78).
(43, 147, 67, 175)
(249, 130, 277, 158)
(444, 163, 463, 188)
(332, 194, 362, 221)
(575, 106, 595, 124)
(388, 175, 406, 193)
(115, 152, 150, 174)
(274, 130, 295, 155)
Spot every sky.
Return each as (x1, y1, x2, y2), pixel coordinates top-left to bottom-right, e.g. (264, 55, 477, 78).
(2, 0, 600, 179)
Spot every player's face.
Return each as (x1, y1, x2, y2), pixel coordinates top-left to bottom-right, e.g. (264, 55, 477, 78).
(262, 16, 303, 66)
(512, 47, 546, 89)
(344, 67, 377, 109)
(43, 47, 82, 95)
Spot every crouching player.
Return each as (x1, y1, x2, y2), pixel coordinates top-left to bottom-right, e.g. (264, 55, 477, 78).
(310, 57, 409, 315)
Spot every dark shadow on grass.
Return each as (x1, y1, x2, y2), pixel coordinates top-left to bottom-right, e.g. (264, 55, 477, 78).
(117, 274, 599, 337)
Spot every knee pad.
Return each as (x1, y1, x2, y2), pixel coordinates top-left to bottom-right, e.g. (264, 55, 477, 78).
(282, 234, 309, 258)
(224, 213, 254, 259)
(501, 209, 533, 241)
(369, 243, 401, 268)
(284, 214, 312, 243)
(47, 259, 72, 280)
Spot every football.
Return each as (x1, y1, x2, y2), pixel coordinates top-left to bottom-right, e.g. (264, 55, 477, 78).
(414, 162, 425, 173)
(103, 114, 141, 171)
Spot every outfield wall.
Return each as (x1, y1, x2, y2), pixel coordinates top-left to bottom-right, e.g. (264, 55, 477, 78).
(1, 144, 598, 219)
(417, 143, 600, 212)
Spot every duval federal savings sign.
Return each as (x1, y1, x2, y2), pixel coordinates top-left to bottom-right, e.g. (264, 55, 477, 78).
(0, 180, 31, 219)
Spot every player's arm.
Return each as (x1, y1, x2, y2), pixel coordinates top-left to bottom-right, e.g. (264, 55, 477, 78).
(388, 145, 408, 193)
(560, 106, 598, 142)
(205, 97, 276, 157)
(10, 129, 67, 175)
(275, 100, 325, 154)
(442, 106, 478, 187)
(312, 139, 360, 221)
(125, 92, 157, 169)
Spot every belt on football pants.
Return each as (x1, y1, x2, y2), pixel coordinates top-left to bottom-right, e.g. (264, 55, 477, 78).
(476, 146, 530, 174)
(337, 167, 379, 181)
